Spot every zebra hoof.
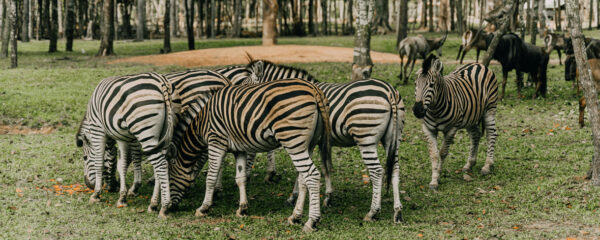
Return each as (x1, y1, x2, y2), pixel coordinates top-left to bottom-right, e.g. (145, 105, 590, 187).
(195, 205, 210, 217)
(481, 166, 493, 176)
(429, 183, 438, 191)
(322, 194, 332, 208)
(286, 194, 298, 206)
(394, 211, 404, 223)
(363, 209, 379, 222)
(158, 208, 169, 219)
(236, 204, 248, 217)
(147, 202, 159, 213)
(302, 221, 317, 233)
(127, 190, 138, 198)
(287, 214, 302, 225)
(116, 200, 127, 208)
(88, 194, 101, 204)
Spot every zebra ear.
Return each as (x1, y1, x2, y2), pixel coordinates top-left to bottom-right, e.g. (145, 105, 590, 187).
(433, 59, 443, 74)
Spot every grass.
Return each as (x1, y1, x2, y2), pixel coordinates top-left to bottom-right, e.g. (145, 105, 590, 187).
(1, 32, 600, 239)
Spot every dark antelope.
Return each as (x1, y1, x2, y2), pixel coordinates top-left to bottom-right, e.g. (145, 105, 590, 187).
(397, 32, 448, 84)
(457, 28, 489, 64)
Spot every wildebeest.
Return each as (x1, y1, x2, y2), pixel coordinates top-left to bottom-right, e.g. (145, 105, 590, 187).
(564, 58, 600, 127)
(457, 28, 490, 64)
(397, 32, 448, 84)
(544, 32, 567, 65)
(488, 33, 549, 99)
(564, 37, 600, 83)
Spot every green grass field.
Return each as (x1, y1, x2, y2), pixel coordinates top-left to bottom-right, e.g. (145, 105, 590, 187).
(2, 32, 600, 239)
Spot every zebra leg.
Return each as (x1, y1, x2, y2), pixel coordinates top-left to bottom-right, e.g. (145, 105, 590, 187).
(116, 141, 130, 208)
(234, 153, 249, 217)
(245, 153, 255, 182)
(391, 161, 403, 223)
(462, 126, 481, 173)
(360, 145, 383, 222)
(148, 177, 160, 213)
(288, 174, 307, 225)
(481, 109, 498, 175)
(265, 151, 278, 183)
(407, 58, 417, 84)
(423, 125, 441, 190)
(196, 142, 227, 217)
(215, 162, 225, 193)
(286, 177, 300, 205)
(146, 150, 172, 219)
(128, 145, 142, 197)
(287, 150, 321, 232)
(89, 131, 107, 204)
(398, 54, 404, 80)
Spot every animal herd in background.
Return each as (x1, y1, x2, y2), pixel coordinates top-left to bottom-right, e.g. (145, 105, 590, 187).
(76, 29, 598, 231)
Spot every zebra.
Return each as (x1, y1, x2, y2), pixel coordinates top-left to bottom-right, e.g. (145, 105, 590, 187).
(412, 54, 498, 190)
(245, 60, 406, 223)
(76, 72, 175, 218)
(169, 78, 332, 232)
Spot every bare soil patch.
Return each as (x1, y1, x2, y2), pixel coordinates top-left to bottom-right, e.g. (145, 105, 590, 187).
(108, 45, 402, 67)
(0, 124, 55, 135)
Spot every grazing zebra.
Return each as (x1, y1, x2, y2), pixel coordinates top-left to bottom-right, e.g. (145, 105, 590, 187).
(245, 60, 406, 223)
(76, 72, 175, 218)
(412, 55, 498, 190)
(169, 79, 331, 232)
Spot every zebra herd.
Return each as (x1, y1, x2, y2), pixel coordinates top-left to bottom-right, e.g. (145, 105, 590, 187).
(75, 53, 497, 231)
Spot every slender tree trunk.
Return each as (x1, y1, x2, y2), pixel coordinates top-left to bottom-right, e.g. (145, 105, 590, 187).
(163, 0, 171, 53)
(421, 0, 427, 28)
(120, 0, 132, 38)
(538, 0, 545, 33)
(0, 0, 8, 58)
(58, 0, 63, 38)
(352, 0, 374, 80)
(98, 0, 115, 55)
(49, 0, 58, 52)
(136, 0, 146, 41)
(43, 0, 50, 37)
(86, 0, 96, 39)
(234, 0, 242, 36)
(439, 0, 448, 30)
(396, 0, 407, 44)
(170, 0, 177, 37)
(479, 0, 484, 27)
(428, 0, 433, 31)
(456, 0, 463, 34)
(372, 0, 393, 33)
(565, 0, 600, 186)
(321, 0, 328, 34)
(210, 0, 215, 38)
(66, 0, 75, 51)
(197, 0, 203, 37)
(309, 0, 315, 35)
(263, 0, 278, 45)
(9, 0, 15, 67)
(530, 0, 537, 44)
(450, 0, 455, 31)
(21, 0, 30, 42)
(590, 0, 593, 30)
(346, 0, 353, 32)
(185, 0, 194, 49)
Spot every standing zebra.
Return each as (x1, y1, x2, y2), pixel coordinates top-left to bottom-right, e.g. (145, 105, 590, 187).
(412, 55, 498, 190)
(170, 79, 331, 232)
(245, 60, 406, 223)
(76, 72, 175, 218)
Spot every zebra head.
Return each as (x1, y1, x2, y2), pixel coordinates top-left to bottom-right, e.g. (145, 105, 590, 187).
(76, 117, 117, 189)
(413, 54, 443, 119)
(246, 60, 266, 84)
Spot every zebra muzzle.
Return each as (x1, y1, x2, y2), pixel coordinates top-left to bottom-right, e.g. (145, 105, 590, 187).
(412, 101, 426, 119)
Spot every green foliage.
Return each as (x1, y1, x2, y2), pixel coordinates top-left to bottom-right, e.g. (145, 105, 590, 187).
(1, 34, 600, 239)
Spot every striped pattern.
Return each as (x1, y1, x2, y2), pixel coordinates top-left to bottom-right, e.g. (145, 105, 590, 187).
(76, 72, 175, 218)
(171, 79, 331, 232)
(413, 55, 498, 190)
(246, 60, 406, 223)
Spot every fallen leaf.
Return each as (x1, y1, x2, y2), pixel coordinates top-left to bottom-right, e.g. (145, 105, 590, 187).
(463, 174, 473, 182)
(277, 193, 284, 197)
(445, 230, 453, 234)
(513, 226, 519, 230)
(15, 188, 22, 193)
(239, 224, 244, 229)
(417, 234, 423, 237)
(482, 209, 486, 215)
(250, 216, 264, 219)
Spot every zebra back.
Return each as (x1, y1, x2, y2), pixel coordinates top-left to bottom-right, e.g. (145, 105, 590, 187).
(213, 66, 250, 85)
(246, 60, 318, 84)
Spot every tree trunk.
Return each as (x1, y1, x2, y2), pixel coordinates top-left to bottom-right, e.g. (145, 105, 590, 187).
(530, 0, 537, 44)
(234, 0, 242, 36)
(120, 0, 132, 38)
(170, 0, 177, 37)
(421, 0, 427, 28)
(352, 0, 374, 81)
(98, 0, 115, 56)
(163, 0, 171, 53)
(456, 0, 463, 34)
(43, 0, 49, 37)
(136, 0, 146, 41)
(58, 0, 63, 38)
(0, 0, 8, 58)
(346, 0, 353, 33)
(428, 0, 433, 31)
(263, 0, 278, 45)
(49, 0, 58, 52)
(450, 0, 455, 31)
(479, 0, 484, 27)
(197, 0, 203, 37)
(66, 0, 75, 51)
(372, 0, 393, 33)
(321, 0, 328, 34)
(439, 0, 448, 31)
(565, 0, 600, 186)
(22, 0, 30, 42)
(589, 0, 593, 30)
(185, 0, 194, 49)
(9, 0, 15, 67)
(210, 0, 215, 38)
(482, 2, 517, 66)
(538, 0, 545, 33)
(309, 0, 315, 35)
(292, 0, 302, 35)
(396, 0, 407, 44)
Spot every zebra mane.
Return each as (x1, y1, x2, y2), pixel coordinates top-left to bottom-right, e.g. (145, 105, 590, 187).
(422, 54, 438, 73)
(247, 60, 319, 82)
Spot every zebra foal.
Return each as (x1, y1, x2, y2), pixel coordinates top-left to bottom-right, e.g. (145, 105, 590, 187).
(169, 79, 331, 232)
(413, 55, 498, 190)
(245, 60, 406, 223)
(76, 72, 175, 218)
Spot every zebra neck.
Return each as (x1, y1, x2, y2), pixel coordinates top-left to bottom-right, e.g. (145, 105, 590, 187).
(428, 78, 451, 114)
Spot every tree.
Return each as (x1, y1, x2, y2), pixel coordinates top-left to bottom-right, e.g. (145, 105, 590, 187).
(49, 0, 58, 52)
(566, 0, 600, 185)
(308, 0, 315, 35)
(8, 0, 15, 67)
(456, 0, 464, 34)
(210, 0, 215, 38)
(98, 0, 115, 56)
(263, 0, 278, 45)
(120, 0, 133, 38)
(396, 0, 408, 44)
(22, 0, 30, 42)
(345, 0, 354, 34)
(372, 0, 393, 33)
(66, 0, 75, 51)
(234, 0, 242, 37)
(428, 0, 433, 31)
(43, 0, 50, 38)
(589, 0, 593, 30)
(136, 0, 146, 41)
(163, 0, 171, 53)
(439, 0, 449, 31)
(421, 0, 427, 28)
(184, 0, 194, 49)
(352, 0, 374, 81)
(321, 0, 328, 34)
(529, 0, 538, 44)
(1, 0, 8, 58)
(482, 0, 517, 66)
(292, 0, 304, 35)
(538, 0, 545, 33)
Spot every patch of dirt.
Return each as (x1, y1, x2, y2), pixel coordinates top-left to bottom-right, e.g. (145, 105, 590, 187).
(108, 45, 402, 67)
(0, 124, 55, 135)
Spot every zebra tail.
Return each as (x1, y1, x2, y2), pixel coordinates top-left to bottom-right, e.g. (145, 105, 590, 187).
(385, 90, 400, 191)
(314, 86, 333, 177)
(155, 73, 175, 153)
